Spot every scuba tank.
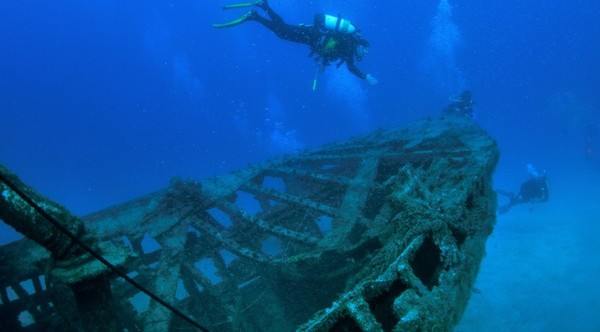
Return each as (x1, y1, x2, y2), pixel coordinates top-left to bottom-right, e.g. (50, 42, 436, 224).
(314, 13, 356, 34)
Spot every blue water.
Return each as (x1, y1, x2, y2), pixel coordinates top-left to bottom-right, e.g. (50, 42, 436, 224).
(2, 1, 600, 329)
(1, 0, 599, 261)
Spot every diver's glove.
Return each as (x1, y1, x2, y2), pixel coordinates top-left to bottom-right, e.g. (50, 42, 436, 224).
(365, 74, 378, 85)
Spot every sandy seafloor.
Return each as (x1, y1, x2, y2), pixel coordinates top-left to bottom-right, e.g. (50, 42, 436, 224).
(456, 168, 600, 331)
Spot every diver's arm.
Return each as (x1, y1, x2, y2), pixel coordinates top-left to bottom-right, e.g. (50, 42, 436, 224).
(365, 74, 378, 85)
(347, 60, 378, 85)
(346, 60, 366, 79)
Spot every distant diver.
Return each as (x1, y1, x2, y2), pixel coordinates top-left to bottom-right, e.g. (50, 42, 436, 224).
(497, 164, 549, 214)
(213, 0, 378, 87)
(443, 90, 474, 118)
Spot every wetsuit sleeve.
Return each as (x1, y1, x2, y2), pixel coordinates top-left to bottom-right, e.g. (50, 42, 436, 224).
(346, 58, 366, 80)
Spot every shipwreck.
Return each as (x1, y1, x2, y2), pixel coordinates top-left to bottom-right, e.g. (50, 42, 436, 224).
(0, 115, 498, 331)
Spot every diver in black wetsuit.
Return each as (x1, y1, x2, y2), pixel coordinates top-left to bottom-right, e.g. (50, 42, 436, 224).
(443, 90, 475, 118)
(213, 0, 378, 85)
(497, 164, 549, 214)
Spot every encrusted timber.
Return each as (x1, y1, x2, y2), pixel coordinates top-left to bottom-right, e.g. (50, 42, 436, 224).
(0, 165, 132, 331)
(191, 166, 328, 247)
(0, 268, 53, 329)
(295, 119, 499, 331)
(266, 166, 351, 187)
(192, 142, 440, 260)
(241, 182, 337, 218)
(171, 202, 319, 266)
(186, 211, 272, 264)
(102, 201, 242, 329)
(240, 167, 375, 231)
(216, 200, 320, 245)
(297, 236, 429, 332)
(139, 222, 188, 331)
(0, 237, 63, 330)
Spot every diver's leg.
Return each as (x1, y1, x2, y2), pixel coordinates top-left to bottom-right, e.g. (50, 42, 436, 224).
(248, 13, 280, 33)
(212, 8, 302, 42)
(258, 0, 286, 25)
(255, 20, 314, 44)
(242, 9, 311, 44)
(215, 1, 315, 44)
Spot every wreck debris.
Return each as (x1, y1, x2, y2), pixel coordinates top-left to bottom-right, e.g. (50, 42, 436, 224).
(0, 165, 129, 331)
(0, 115, 498, 331)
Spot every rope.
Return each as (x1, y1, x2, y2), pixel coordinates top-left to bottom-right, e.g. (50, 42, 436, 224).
(0, 172, 210, 332)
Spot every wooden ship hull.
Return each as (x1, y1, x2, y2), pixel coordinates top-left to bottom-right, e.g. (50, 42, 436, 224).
(0, 116, 498, 331)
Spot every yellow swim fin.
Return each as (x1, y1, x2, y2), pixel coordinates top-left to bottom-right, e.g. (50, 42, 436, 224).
(222, 0, 264, 10)
(212, 11, 254, 28)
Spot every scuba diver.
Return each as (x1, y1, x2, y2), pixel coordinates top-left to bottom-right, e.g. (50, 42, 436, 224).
(497, 164, 550, 215)
(443, 90, 474, 118)
(213, 0, 378, 87)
